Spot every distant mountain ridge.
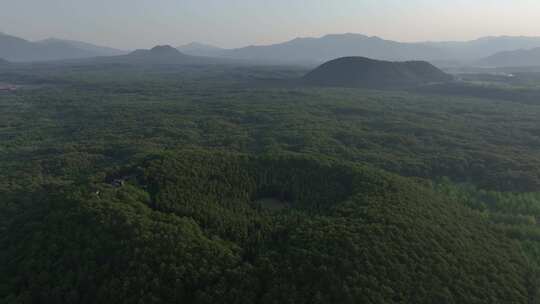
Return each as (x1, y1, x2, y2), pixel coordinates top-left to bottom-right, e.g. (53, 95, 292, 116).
(179, 34, 540, 65)
(179, 33, 448, 64)
(36, 38, 126, 56)
(0, 32, 125, 62)
(304, 57, 453, 88)
(477, 47, 540, 67)
(4, 31, 540, 65)
(425, 36, 540, 61)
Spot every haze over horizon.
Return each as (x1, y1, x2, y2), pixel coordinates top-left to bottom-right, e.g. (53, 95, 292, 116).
(2, 0, 540, 50)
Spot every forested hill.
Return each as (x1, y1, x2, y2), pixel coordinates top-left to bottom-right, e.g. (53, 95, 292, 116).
(120, 45, 192, 63)
(304, 57, 453, 88)
(64, 45, 232, 66)
(0, 150, 532, 303)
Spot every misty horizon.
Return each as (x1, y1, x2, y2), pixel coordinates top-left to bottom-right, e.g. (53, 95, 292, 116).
(3, 31, 540, 52)
(2, 0, 540, 50)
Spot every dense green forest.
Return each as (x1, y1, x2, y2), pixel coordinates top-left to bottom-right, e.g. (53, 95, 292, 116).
(2, 63, 540, 303)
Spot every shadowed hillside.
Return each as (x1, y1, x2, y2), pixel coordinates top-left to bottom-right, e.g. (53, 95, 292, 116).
(304, 57, 453, 88)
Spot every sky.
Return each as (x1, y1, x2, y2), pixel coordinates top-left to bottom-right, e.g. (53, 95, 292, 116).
(1, 0, 540, 50)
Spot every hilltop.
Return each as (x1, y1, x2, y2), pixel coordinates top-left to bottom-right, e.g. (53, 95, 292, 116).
(304, 56, 453, 88)
(74, 45, 232, 65)
(122, 45, 191, 63)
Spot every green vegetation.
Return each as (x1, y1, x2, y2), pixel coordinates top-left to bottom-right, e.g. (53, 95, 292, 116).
(0, 151, 532, 303)
(2, 63, 540, 302)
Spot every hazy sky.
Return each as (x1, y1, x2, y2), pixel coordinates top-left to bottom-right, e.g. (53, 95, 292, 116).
(2, 0, 540, 50)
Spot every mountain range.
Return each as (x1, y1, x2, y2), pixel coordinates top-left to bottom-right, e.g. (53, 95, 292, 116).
(177, 33, 540, 65)
(179, 34, 446, 64)
(477, 47, 540, 67)
(425, 36, 540, 61)
(0, 32, 125, 62)
(3, 31, 540, 66)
